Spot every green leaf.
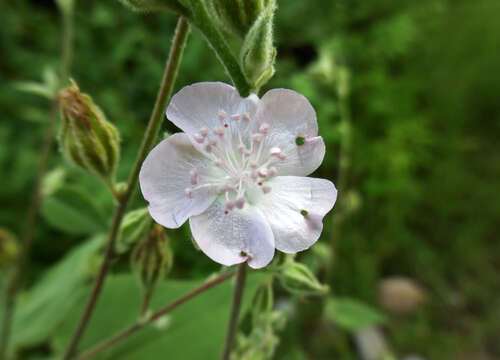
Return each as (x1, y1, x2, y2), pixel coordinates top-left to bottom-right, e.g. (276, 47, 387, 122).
(324, 297, 386, 332)
(41, 186, 108, 235)
(11, 236, 105, 348)
(14, 81, 54, 100)
(53, 272, 265, 359)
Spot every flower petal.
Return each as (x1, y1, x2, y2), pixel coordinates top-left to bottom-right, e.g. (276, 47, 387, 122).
(189, 199, 275, 269)
(139, 133, 216, 229)
(166, 82, 260, 137)
(255, 176, 337, 253)
(257, 88, 325, 176)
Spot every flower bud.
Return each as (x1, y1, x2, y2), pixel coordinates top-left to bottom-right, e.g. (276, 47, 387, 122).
(240, 0, 276, 91)
(278, 261, 328, 296)
(0, 228, 20, 269)
(210, 0, 266, 38)
(251, 279, 273, 319)
(131, 223, 173, 291)
(116, 208, 152, 255)
(58, 80, 120, 186)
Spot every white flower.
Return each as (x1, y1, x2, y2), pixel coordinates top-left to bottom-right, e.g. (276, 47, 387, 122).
(139, 82, 337, 269)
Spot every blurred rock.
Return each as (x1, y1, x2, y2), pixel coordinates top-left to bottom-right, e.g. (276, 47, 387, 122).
(378, 277, 427, 315)
(354, 326, 390, 360)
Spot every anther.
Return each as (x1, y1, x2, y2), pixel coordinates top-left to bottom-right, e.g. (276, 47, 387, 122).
(258, 181, 263, 186)
(218, 110, 226, 121)
(262, 185, 272, 194)
(215, 159, 224, 167)
(205, 144, 212, 153)
(258, 168, 268, 178)
(213, 126, 225, 136)
(258, 123, 270, 134)
(193, 133, 205, 144)
(189, 168, 199, 185)
(200, 127, 209, 137)
(231, 114, 240, 121)
(209, 139, 217, 146)
(224, 210, 229, 215)
(185, 188, 193, 198)
(250, 161, 258, 169)
(225, 200, 235, 210)
(270, 147, 281, 157)
(238, 144, 247, 154)
(252, 133, 263, 143)
(224, 124, 228, 128)
(268, 167, 278, 177)
(242, 112, 250, 121)
(235, 198, 245, 209)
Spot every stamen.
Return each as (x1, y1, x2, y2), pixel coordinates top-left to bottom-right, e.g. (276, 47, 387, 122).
(268, 167, 278, 177)
(231, 114, 240, 121)
(270, 147, 281, 156)
(250, 161, 258, 169)
(189, 168, 199, 185)
(235, 198, 245, 209)
(242, 112, 250, 121)
(225, 200, 235, 210)
(185, 188, 193, 198)
(205, 144, 212, 153)
(200, 127, 209, 137)
(218, 110, 226, 121)
(193, 133, 205, 144)
(259, 123, 270, 134)
(252, 133, 263, 143)
(213, 126, 225, 136)
(262, 185, 272, 194)
(258, 168, 268, 178)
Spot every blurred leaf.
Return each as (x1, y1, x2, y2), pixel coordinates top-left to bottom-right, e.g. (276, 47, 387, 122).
(11, 236, 104, 348)
(52, 272, 265, 359)
(41, 186, 108, 235)
(325, 297, 386, 332)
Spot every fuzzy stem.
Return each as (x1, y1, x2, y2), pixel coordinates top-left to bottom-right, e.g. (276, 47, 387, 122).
(74, 271, 235, 360)
(189, 0, 251, 97)
(0, 9, 73, 360)
(221, 263, 247, 360)
(62, 17, 190, 360)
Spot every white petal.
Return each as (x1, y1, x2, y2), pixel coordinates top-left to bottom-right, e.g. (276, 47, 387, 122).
(189, 199, 275, 269)
(166, 82, 260, 136)
(139, 133, 216, 228)
(257, 88, 325, 176)
(255, 176, 337, 253)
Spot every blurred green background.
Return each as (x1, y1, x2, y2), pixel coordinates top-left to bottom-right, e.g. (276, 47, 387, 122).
(1, 0, 499, 359)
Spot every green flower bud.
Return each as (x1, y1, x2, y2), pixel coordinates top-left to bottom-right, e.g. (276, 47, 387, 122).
(209, 0, 267, 38)
(278, 261, 328, 296)
(240, 0, 277, 91)
(131, 224, 173, 291)
(0, 228, 20, 269)
(58, 80, 120, 186)
(116, 208, 153, 255)
(251, 279, 273, 319)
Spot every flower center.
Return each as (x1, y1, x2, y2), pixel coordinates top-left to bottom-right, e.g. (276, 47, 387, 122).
(184, 109, 286, 213)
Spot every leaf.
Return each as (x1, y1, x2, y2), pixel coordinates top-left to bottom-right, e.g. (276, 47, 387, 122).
(41, 186, 108, 235)
(324, 297, 386, 332)
(52, 272, 265, 359)
(11, 236, 105, 348)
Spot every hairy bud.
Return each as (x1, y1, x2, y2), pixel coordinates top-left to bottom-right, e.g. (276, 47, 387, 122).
(252, 279, 274, 319)
(240, 0, 277, 91)
(131, 224, 173, 291)
(116, 208, 152, 254)
(58, 80, 120, 186)
(278, 261, 328, 296)
(0, 228, 20, 269)
(118, 0, 190, 15)
(209, 0, 267, 38)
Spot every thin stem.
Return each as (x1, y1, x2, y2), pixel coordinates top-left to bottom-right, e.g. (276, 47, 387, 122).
(140, 287, 154, 316)
(189, 0, 251, 97)
(62, 17, 190, 360)
(74, 271, 235, 360)
(221, 263, 247, 360)
(0, 9, 73, 360)
(325, 79, 351, 284)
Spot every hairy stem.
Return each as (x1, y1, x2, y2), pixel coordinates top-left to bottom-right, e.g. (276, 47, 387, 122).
(62, 17, 190, 360)
(221, 263, 247, 360)
(0, 10, 73, 360)
(189, 0, 251, 97)
(74, 271, 235, 360)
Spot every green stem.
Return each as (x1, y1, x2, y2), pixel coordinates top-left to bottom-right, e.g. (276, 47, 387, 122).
(62, 17, 191, 360)
(189, 0, 251, 97)
(221, 263, 247, 360)
(0, 9, 74, 360)
(74, 271, 235, 360)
